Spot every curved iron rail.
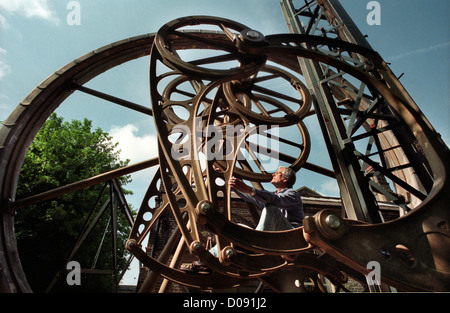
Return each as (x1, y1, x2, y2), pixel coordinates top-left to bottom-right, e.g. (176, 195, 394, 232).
(1, 15, 448, 292)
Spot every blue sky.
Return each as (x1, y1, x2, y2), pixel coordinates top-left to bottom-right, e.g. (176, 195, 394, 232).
(0, 0, 449, 283)
(1, 0, 449, 203)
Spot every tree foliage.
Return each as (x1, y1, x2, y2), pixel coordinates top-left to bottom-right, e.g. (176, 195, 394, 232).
(15, 113, 133, 292)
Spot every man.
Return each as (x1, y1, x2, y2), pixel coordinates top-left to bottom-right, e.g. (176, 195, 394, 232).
(183, 167, 304, 274)
(229, 166, 304, 230)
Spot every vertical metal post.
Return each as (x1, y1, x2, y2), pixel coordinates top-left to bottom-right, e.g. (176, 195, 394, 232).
(318, 0, 373, 49)
(280, 0, 383, 223)
(110, 181, 118, 292)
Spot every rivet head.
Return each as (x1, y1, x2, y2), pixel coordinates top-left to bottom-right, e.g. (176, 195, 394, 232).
(225, 248, 235, 258)
(246, 30, 260, 40)
(189, 241, 203, 255)
(314, 210, 347, 240)
(325, 214, 341, 229)
(126, 239, 137, 251)
(201, 202, 211, 212)
(192, 242, 201, 250)
(238, 29, 266, 46)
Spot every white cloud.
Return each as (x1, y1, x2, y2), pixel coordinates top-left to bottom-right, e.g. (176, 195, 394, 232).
(109, 124, 158, 164)
(109, 124, 160, 209)
(0, 0, 60, 25)
(0, 62, 9, 80)
(318, 178, 340, 197)
(0, 13, 8, 28)
(387, 41, 450, 61)
(0, 47, 10, 80)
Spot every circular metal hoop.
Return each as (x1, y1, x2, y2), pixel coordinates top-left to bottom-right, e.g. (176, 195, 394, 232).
(222, 65, 311, 126)
(0, 34, 156, 292)
(2, 14, 449, 292)
(154, 16, 267, 79)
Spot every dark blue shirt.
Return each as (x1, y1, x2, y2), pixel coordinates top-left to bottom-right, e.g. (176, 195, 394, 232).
(233, 187, 304, 227)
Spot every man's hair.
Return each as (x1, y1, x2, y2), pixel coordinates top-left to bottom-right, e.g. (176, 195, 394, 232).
(281, 167, 296, 187)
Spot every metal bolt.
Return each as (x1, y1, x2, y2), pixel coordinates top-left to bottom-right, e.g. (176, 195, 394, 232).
(191, 241, 202, 252)
(246, 30, 260, 40)
(190, 241, 203, 256)
(193, 242, 201, 250)
(225, 248, 235, 258)
(325, 214, 341, 229)
(201, 202, 211, 212)
(126, 239, 136, 250)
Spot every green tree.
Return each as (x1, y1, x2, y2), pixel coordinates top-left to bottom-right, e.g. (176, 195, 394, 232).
(15, 113, 133, 292)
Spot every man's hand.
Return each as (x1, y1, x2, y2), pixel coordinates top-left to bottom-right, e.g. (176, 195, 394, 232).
(228, 177, 252, 194)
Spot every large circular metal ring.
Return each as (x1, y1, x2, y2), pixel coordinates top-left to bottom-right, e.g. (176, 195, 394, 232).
(154, 16, 267, 79)
(223, 65, 312, 126)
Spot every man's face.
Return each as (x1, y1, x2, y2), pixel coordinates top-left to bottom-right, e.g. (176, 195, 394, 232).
(271, 167, 287, 186)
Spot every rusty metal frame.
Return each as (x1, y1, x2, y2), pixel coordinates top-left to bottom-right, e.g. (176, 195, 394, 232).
(45, 178, 134, 292)
(0, 34, 157, 292)
(281, 0, 434, 222)
(136, 14, 448, 291)
(1, 2, 449, 293)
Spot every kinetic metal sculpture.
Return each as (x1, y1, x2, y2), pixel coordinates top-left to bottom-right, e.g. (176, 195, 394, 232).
(0, 0, 449, 292)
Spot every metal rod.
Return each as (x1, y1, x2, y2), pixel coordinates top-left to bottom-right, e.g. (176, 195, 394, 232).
(12, 158, 159, 210)
(110, 181, 118, 292)
(281, 0, 383, 223)
(73, 83, 153, 116)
